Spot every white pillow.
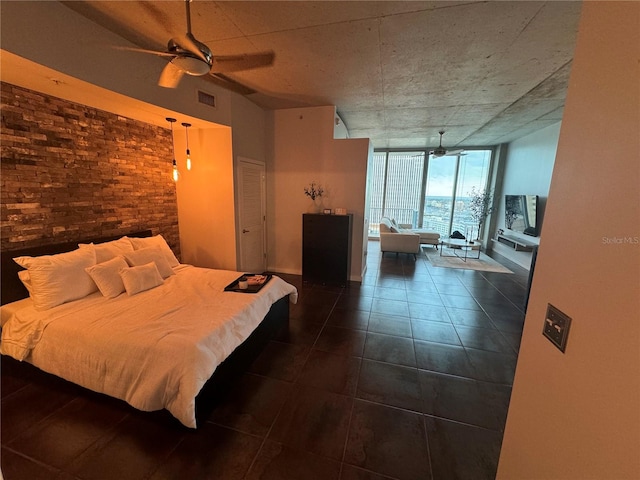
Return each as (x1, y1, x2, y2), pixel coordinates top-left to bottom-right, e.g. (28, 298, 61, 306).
(119, 262, 164, 296)
(128, 235, 179, 267)
(123, 247, 175, 278)
(79, 237, 134, 263)
(85, 256, 128, 298)
(17, 270, 34, 296)
(13, 248, 98, 310)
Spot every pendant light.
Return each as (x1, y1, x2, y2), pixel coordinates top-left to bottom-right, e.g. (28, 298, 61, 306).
(166, 117, 178, 182)
(182, 122, 192, 170)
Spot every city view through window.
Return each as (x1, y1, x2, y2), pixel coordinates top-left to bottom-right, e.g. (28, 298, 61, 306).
(368, 150, 493, 239)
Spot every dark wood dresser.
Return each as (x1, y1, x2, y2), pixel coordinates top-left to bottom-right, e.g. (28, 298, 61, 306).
(302, 213, 353, 286)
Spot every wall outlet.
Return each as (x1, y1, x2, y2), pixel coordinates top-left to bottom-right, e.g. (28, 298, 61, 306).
(543, 304, 572, 353)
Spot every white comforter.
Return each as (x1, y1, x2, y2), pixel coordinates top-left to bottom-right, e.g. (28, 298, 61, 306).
(0, 265, 297, 428)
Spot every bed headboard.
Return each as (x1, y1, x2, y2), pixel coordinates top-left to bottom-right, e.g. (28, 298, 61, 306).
(1, 230, 153, 306)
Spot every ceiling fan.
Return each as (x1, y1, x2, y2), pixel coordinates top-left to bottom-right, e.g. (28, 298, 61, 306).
(430, 130, 464, 157)
(118, 0, 274, 93)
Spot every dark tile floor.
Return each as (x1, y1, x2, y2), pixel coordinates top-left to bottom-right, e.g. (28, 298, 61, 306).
(1, 242, 529, 480)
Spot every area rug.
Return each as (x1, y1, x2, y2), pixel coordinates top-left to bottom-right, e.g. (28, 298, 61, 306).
(423, 247, 513, 274)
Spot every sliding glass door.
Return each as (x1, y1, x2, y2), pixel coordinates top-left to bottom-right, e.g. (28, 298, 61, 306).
(450, 150, 492, 237)
(423, 155, 458, 235)
(368, 149, 493, 238)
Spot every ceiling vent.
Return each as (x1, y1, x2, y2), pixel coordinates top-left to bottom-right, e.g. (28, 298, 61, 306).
(197, 90, 216, 108)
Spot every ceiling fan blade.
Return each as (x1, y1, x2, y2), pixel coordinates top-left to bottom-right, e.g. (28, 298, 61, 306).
(173, 33, 210, 63)
(447, 149, 464, 155)
(113, 45, 176, 58)
(210, 51, 275, 73)
(158, 61, 185, 88)
(207, 73, 257, 95)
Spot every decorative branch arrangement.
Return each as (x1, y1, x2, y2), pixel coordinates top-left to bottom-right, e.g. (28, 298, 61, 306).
(304, 182, 324, 201)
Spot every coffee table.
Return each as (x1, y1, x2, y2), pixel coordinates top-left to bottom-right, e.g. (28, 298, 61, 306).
(439, 238, 481, 262)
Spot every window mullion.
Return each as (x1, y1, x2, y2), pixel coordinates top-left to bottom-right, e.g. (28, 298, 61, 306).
(381, 151, 389, 217)
(418, 152, 428, 228)
(448, 155, 462, 236)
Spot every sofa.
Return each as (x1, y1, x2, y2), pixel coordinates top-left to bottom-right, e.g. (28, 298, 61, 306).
(398, 221, 440, 248)
(379, 217, 421, 257)
(379, 217, 440, 257)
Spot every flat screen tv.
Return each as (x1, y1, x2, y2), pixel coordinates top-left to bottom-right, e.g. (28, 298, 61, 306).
(505, 194, 539, 237)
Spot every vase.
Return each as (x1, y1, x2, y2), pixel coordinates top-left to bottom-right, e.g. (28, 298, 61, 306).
(307, 197, 323, 213)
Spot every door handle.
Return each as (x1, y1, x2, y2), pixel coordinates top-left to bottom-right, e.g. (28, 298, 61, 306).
(242, 229, 250, 233)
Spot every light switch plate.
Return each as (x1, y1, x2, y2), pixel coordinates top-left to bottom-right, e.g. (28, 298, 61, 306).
(543, 304, 572, 352)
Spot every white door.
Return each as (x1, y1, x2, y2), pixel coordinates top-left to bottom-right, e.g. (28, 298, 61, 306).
(237, 158, 266, 272)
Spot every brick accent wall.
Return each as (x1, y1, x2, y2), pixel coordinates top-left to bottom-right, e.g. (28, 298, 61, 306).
(0, 82, 180, 258)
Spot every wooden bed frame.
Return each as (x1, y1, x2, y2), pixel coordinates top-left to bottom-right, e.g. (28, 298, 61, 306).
(0, 230, 289, 426)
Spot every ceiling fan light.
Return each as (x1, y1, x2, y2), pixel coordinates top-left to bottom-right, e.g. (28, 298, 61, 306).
(171, 56, 210, 76)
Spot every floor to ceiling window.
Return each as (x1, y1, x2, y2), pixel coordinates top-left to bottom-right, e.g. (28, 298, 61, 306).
(368, 149, 493, 238)
(423, 154, 458, 234)
(450, 151, 493, 236)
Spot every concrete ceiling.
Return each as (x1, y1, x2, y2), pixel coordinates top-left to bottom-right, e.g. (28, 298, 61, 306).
(62, 1, 582, 149)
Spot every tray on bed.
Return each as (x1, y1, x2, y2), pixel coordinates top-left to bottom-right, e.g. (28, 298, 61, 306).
(224, 274, 272, 293)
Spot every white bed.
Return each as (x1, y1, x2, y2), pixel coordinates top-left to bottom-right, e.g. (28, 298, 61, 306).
(0, 238, 297, 428)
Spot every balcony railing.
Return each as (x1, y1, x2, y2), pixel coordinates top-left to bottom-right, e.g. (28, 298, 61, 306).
(369, 209, 480, 239)
(368, 207, 418, 236)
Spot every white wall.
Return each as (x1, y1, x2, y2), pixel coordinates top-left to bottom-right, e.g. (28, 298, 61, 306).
(230, 95, 269, 163)
(497, 2, 640, 479)
(491, 123, 560, 268)
(175, 127, 237, 270)
(266, 106, 370, 280)
(500, 121, 560, 235)
(230, 94, 269, 267)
